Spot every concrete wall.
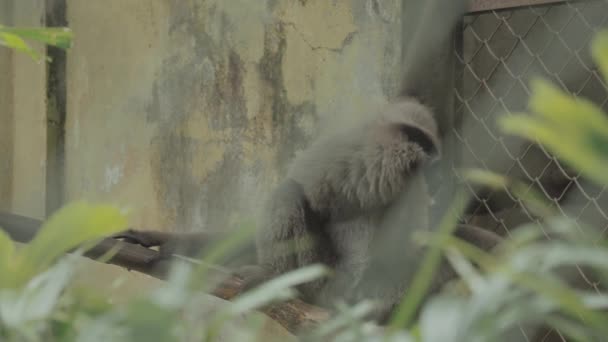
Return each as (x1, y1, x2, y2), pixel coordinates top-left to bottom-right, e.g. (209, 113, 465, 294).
(0, 0, 48, 218)
(64, 0, 403, 233)
(0, 0, 14, 211)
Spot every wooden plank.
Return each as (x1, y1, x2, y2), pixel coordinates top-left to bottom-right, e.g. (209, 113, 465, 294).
(468, 0, 572, 13)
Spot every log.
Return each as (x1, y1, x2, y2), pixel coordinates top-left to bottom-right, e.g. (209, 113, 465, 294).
(0, 211, 330, 334)
(467, 0, 581, 14)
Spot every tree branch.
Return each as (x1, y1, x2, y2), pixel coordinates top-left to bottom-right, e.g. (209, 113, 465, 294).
(0, 211, 330, 334)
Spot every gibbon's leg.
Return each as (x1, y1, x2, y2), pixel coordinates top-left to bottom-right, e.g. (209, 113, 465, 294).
(255, 179, 337, 299)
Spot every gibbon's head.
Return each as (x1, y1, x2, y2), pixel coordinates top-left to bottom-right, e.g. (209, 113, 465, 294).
(337, 99, 441, 209)
(378, 98, 441, 160)
(365, 99, 441, 180)
(288, 98, 442, 213)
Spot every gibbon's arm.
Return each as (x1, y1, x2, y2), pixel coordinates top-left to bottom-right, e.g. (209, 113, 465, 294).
(112, 229, 214, 258)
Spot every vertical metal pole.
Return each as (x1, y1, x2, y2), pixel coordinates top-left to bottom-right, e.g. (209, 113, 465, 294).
(45, 0, 67, 215)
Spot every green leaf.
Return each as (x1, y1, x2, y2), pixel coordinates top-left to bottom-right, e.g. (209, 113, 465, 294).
(461, 168, 509, 189)
(528, 79, 608, 135)
(0, 32, 44, 62)
(439, 235, 608, 334)
(206, 265, 328, 341)
(189, 219, 257, 290)
(501, 110, 608, 186)
(0, 257, 76, 328)
(463, 168, 555, 218)
(229, 264, 328, 315)
(499, 41, 608, 187)
(0, 27, 73, 49)
(0, 230, 15, 288)
(514, 243, 608, 274)
(389, 191, 469, 331)
(444, 249, 485, 294)
(0, 25, 72, 62)
(308, 301, 376, 340)
(419, 295, 470, 342)
(15, 202, 128, 285)
(125, 300, 178, 342)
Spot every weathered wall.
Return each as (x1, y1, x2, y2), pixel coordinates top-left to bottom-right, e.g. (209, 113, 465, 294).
(0, 0, 48, 218)
(64, 0, 403, 233)
(0, 0, 14, 210)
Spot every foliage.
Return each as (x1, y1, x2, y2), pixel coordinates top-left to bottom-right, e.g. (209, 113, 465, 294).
(499, 32, 608, 186)
(410, 29, 608, 341)
(0, 25, 72, 62)
(0, 202, 326, 341)
(0, 202, 127, 340)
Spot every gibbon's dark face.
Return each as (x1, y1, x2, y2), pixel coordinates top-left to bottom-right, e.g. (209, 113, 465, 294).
(399, 124, 439, 158)
(284, 98, 441, 216)
(370, 109, 439, 174)
(371, 122, 434, 177)
(377, 99, 441, 159)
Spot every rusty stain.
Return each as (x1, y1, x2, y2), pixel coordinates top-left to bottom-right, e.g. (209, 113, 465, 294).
(258, 22, 317, 171)
(144, 2, 317, 232)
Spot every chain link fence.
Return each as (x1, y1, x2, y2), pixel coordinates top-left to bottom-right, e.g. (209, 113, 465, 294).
(455, 2, 608, 340)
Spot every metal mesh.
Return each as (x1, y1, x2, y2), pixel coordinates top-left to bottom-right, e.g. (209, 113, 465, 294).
(455, 3, 608, 339)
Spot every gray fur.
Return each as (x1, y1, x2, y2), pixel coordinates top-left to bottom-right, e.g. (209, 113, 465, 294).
(255, 97, 441, 319)
(287, 98, 439, 221)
